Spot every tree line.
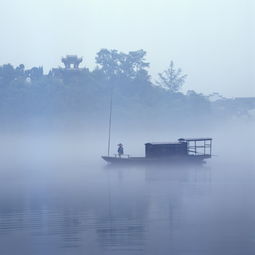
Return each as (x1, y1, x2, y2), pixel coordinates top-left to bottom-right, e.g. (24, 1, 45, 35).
(0, 49, 253, 127)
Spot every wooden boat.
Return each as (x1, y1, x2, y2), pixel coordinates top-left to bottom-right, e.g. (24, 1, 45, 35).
(102, 138, 212, 165)
(103, 86, 212, 165)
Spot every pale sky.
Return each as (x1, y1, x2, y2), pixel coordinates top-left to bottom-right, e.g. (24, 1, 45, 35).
(0, 0, 254, 97)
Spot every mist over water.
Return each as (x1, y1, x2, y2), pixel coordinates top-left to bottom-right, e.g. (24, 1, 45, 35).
(0, 121, 254, 255)
(1, 0, 254, 253)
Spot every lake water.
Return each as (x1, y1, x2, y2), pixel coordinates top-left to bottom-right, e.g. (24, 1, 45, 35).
(0, 133, 255, 255)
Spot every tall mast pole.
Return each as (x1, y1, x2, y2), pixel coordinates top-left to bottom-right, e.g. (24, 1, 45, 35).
(107, 89, 113, 156)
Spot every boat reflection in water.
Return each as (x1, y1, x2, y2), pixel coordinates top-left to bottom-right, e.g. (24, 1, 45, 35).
(101, 163, 212, 253)
(1, 150, 254, 255)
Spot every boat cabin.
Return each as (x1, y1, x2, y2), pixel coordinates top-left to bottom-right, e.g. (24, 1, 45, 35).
(145, 138, 212, 158)
(145, 142, 187, 158)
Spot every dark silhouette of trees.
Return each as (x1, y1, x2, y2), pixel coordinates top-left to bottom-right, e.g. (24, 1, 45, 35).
(95, 49, 150, 82)
(0, 64, 16, 84)
(0, 49, 252, 126)
(26, 67, 43, 81)
(15, 64, 25, 77)
(156, 61, 187, 93)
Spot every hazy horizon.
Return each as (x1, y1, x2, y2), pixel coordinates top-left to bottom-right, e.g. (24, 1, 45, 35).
(0, 0, 254, 97)
(1, 1, 255, 254)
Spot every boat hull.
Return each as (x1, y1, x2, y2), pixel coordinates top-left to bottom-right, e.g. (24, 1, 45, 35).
(102, 155, 209, 165)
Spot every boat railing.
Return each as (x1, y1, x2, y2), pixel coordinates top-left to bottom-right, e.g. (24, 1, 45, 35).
(114, 154, 130, 158)
(185, 138, 212, 157)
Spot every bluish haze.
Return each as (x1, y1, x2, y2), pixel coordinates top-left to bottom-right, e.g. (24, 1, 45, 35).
(0, 0, 254, 97)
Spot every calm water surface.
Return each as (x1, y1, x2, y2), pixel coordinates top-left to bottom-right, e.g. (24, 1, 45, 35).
(0, 144, 255, 255)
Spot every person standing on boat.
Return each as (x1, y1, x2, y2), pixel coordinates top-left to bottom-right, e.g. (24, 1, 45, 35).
(117, 143, 124, 157)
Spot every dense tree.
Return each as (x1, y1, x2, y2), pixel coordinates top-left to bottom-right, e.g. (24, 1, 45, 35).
(15, 64, 25, 76)
(25, 67, 44, 81)
(0, 64, 16, 84)
(156, 61, 187, 93)
(0, 50, 252, 126)
(95, 49, 150, 82)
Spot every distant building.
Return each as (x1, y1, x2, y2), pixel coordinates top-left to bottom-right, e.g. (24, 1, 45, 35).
(61, 55, 83, 69)
(50, 55, 88, 78)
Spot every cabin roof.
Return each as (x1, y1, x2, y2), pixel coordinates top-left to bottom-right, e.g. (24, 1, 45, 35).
(145, 138, 212, 145)
(180, 138, 212, 141)
(145, 142, 181, 145)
